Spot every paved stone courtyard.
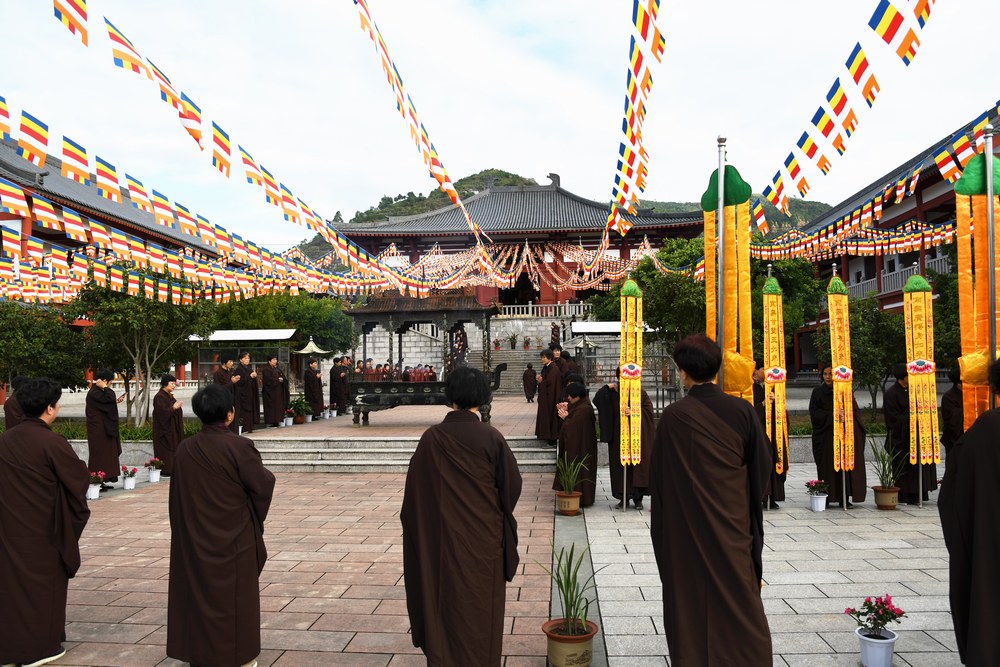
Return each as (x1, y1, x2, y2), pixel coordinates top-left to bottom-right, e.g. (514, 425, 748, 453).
(58, 452, 958, 667)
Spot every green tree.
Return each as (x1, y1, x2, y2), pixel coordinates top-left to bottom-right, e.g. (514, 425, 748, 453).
(67, 271, 217, 426)
(814, 293, 905, 417)
(750, 258, 824, 359)
(215, 293, 354, 353)
(926, 244, 959, 368)
(0, 302, 87, 390)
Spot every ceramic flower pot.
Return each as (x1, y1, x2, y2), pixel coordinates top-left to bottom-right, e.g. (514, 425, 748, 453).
(305, 414, 313, 423)
(542, 619, 598, 667)
(872, 486, 900, 510)
(284, 417, 294, 426)
(278, 420, 286, 428)
(293, 415, 305, 425)
(555, 491, 583, 516)
(87, 484, 101, 500)
(856, 626, 898, 667)
(809, 493, 828, 512)
(148, 469, 161, 484)
(123, 478, 136, 490)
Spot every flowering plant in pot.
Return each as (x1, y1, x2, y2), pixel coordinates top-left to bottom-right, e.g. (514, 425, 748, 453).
(845, 594, 905, 667)
(492, 337, 502, 350)
(87, 471, 105, 499)
(523, 336, 532, 349)
(288, 395, 310, 424)
(805, 479, 829, 512)
(540, 543, 603, 667)
(870, 436, 904, 510)
(554, 453, 589, 516)
(144, 458, 163, 483)
(507, 332, 518, 349)
(120, 465, 138, 490)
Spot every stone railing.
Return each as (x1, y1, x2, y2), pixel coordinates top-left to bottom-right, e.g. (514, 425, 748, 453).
(880, 263, 921, 295)
(497, 302, 592, 319)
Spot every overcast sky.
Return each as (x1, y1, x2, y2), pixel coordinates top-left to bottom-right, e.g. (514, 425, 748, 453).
(2, 0, 998, 250)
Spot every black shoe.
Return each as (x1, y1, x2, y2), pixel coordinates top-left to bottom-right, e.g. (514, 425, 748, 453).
(23, 646, 66, 667)
(615, 500, 625, 509)
(634, 501, 644, 511)
(769, 500, 780, 510)
(100, 483, 113, 490)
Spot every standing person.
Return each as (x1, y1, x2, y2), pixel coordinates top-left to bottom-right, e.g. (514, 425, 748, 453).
(550, 321, 560, 347)
(534, 349, 563, 447)
(401, 366, 521, 666)
(167, 384, 275, 667)
(593, 367, 655, 510)
(809, 366, 867, 508)
(260, 354, 287, 428)
(0, 378, 90, 667)
(426, 366, 438, 382)
(303, 358, 324, 418)
(2, 375, 27, 428)
(561, 349, 578, 375)
(550, 343, 568, 375)
(234, 352, 259, 434)
(214, 356, 241, 434)
(940, 367, 964, 460)
(522, 362, 537, 402)
(152, 374, 184, 476)
(453, 325, 469, 367)
(85, 369, 122, 490)
(555, 383, 598, 508)
(329, 357, 343, 414)
(753, 360, 788, 510)
(939, 360, 1000, 665)
(650, 335, 772, 665)
(335, 356, 352, 416)
(884, 362, 936, 504)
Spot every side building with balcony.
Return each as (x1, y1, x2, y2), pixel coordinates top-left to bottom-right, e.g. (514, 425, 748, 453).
(790, 103, 997, 372)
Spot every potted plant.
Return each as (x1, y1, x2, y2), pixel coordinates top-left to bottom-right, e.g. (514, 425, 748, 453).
(540, 543, 602, 667)
(845, 594, 905, 667)
(870, 436, 903, 510)
(493, 337, 502, 350)
(555, 453, 589, 516)
(288, 395, 310, 424)
(283, 408, 294, 427)
(87, 471, 105, 500)
(523, 335, 532, 349)
(144, 458, 163, 484)
(805, 479, 830, 512)
(508, 332, 518, 349)
(120, 465, 138, 490)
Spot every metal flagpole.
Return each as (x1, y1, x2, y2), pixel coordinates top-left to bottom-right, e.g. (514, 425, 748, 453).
(986, 125, 997, 408)
(716, 136, 727, 388)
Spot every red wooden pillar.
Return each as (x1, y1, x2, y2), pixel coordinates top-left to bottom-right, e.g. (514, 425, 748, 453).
(20, 215, 32, 256)
(840, 254, 849, 281)
(176, 364, 186, 383)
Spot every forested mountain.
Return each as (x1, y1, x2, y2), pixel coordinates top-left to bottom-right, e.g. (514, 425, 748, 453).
(643, 197, 832, 232)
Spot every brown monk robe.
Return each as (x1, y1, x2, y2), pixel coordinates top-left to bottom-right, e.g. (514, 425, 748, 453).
(593, 381, 655, 508)
(260, 359, 287, 426)
(753, 371, 788, 507)
(85, 377, 121, 483)
(522, 363, 537, 402)
(534, 351, 563, 444)
(2, 377, 26, 428)
(152, 381, 184, 476)
(883, 371, 936, 504)
(214, 358, 242, 434)
(940, 371, 964, 462)
(0, 381, 90, 666)
(401, 367, 521, 666)
(808, 367, 867, 506)
(554, 386, 598, 507)
(651, 361, 773, 666)
(167, 387, 275, 667)
(303, 360, 324, 416)
(235, 357, 260, 433)
(939, 402, 1000, 665)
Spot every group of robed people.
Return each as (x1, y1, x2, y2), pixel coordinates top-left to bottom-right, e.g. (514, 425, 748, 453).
(0, 377, 275, 667)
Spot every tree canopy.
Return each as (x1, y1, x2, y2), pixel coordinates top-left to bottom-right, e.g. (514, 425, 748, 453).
(214, 293, 354, 353)
(0, 302, 87, 390)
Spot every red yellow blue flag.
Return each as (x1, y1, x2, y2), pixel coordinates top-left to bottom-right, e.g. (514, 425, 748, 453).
(796, 132, 818, 159)
(826, 79, 848, 117)
(104, 18, 151, 79)
(783, 153, 801, 180)
(934, 148, 960, 183)
(752, 199, 769, 234)
(211, 122, 231, 178)
(151, 190, 174, 228)
(895, 28, 920, 65)
(0, 96, 10, 141)
(30, 195, 62, 231)
(811, 108, 835, 138)
(147, 58, 181, 111)
(842, 108, 859, 138)
(179, 92, 203, 150)
(125, 174, 152, 213)
(95, 156, 122, 203)
(845, 43, 869, 85)
(913, 0, 934, 28)
(61, 207, 88, 241)
(53, 0, 88, 46)
(17, 110, 49, 168)
(0, 177, 31, 219)
(61, 136, 90, 185)
(869, 0, 905, 45)
(861, 75, 880, 108)
(260, 165, 281, 207)
(239, 146, 264, 186)
(174, 203, 198, 236)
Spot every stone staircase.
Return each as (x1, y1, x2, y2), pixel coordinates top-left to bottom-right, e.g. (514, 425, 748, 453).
(489, 348, 548, 394)
(256, 435, 555, 473)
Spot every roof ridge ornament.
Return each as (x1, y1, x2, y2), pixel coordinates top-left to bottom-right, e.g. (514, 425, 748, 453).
(547, 173, 560, 187)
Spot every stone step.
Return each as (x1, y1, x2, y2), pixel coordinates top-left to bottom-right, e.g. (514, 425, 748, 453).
(261, 458, 556, 473)
(256, 447, 556, 461)
(249, 435, 547, 449)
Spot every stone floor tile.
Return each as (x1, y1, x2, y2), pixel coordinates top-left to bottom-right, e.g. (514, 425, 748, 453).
(601, 615, 657, 635)
(607, 658, 669, 666)
(771, 632, 836, 654)
(344, 633, 421, 654)
(604, 634, 669, 655)
(61, 642, 168, 666)
(896, 653, 963, 666)
(66, 621, 159, 644)
(273, 652, 391, 666)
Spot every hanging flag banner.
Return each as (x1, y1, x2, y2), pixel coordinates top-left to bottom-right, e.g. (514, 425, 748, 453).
(17, 110, 49, 168)
(211, 121, 231, 177)
(53, 0, 88, 46)
(61, 136, 90, 184)
(104, 18, 152, 79)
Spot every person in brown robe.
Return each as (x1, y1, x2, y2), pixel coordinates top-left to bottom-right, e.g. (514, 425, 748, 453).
(214, 356, 242, 434)
(401, 366, 522, 666)
(335, 357, 353, 415)
(940, 367, 964, 463)
(235, 352, 260, 433)
(884, 363, 937, 504)
(2, 375, 27, 428)
(260, 354, 287, 427)
(522, 362, 537, 402)
(809, 366, 867, 507)
(593, 369, 655, 510)
(939, 360, 1000, 665)
(85, 369, 122, 488)
(303, 358, 324, 417)
(550, 321, 560, 347)
(650, 335, 772, 665)
(550, 343, 569, 376)
(152, 374, 184, 476)
(0, 378, 90, 667)
(329, 356, 344, 413)
(554, 383, 598, 507)
(534, 349, 563, 446)
(167, 383, 275, 667)
(753, 360, 788, 509)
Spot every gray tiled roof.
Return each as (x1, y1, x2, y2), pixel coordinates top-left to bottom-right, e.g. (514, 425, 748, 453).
(336, 183, 702, 236)
(0, 139, 215, 254)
